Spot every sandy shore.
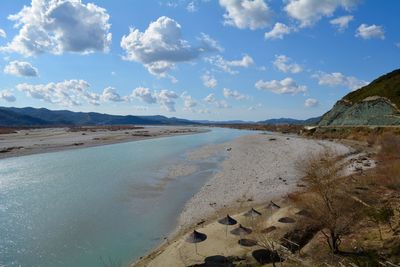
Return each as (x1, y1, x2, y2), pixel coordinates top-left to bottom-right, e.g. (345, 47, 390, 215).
(0, 126, 206, 159)
(134, 133, 353, 266)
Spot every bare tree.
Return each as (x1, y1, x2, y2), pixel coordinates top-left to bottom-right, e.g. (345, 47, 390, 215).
(295, 151, 363, 254)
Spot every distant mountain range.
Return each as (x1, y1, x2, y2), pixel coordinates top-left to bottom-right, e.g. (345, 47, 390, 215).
(0, 106, 320, 127)
(0, 107, 198, 127)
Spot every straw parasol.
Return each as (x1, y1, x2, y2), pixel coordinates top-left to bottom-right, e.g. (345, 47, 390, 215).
(186, 230, 207, 254)
(244, 208, 262, 218)
(238, 238, 258, 247)
(230, 224, 252, 236)
(218, 214, 237, 237)
(278, 217, 296, 223)
(261, 225, 278, 234)
(266, 201, 280, 210)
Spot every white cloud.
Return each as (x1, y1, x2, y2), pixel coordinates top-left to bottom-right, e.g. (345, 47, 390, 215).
(219, 0, 273, 30)
(0, 90, 16, 102)
(187, 1, 198, 12)
(131, 87, 157, 104)
(248, 103, 262, 111)
(120, 16, 221, 78)
(4, 60, 39, 77)
(355, 24, 385, 40)
(131, 87, 178, 111)
(16, 80, 101, 106)
(284, 0, 359, 27)
(0, 29, 6, 38)
(202, 72, 218, 88)
(312, 71, 368, 91)
(181, 92, 197, 111)
(205, 54, 254, 74)
(215, 99, 230, 108)
(204, 93, 216, 103)
(255, 77, 307, 95)
(396, 42, 400, 48)
(273, 55, 302, 74)
(203, 93, 230, 108)
(101, 87, 124, 102)
(1, 0, 111, 56)
(304, 98, 318, 107)
(265, 23, 292, 40)
(154, 90, 179, 112)
(330, 15, 353, 32)
(223, 88, 249, 100)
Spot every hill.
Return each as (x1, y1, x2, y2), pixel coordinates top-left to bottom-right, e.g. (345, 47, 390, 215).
(319, 69, 400, 126)
(258, 116, 321, 125)
(0, 107, 198, 127)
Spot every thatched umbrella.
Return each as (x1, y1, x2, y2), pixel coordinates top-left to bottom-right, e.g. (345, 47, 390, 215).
(261, 225, 278, 234)
(230, 224, 252, 236)
(244, 208, 262, 218)
(186, 230, 207, 254)
(238, 238, 258, 247)
(278, 217, 296, 223)
(266, 201, 280, 210)
(218, 214, 237, 236)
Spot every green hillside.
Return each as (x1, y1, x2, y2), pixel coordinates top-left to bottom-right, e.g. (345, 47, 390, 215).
(344, 69, 400, 108)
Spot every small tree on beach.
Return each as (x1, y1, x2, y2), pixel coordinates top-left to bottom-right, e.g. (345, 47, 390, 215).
(295, 151, 363, 254)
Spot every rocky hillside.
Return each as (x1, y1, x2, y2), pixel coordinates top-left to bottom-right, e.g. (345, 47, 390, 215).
(319, 69, 400, 126)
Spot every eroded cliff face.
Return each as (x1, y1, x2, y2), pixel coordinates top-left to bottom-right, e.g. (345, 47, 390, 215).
(319, 97, 400, 126)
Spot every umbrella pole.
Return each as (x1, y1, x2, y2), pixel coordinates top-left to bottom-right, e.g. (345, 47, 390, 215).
(226, 224, 228, 237)
(195, 242, 198, 254)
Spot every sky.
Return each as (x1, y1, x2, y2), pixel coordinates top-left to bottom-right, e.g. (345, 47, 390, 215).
(0, 0, 399, 121)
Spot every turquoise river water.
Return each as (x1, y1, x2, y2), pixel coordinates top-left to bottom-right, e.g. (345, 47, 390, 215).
(0, 128, 254, 267)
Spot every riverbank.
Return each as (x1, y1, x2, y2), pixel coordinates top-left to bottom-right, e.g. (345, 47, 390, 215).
(134, 133, 354, 266)
(0, 126, 206, 159)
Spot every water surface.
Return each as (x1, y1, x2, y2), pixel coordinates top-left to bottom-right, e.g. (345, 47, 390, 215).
(0, 128, 254, 267)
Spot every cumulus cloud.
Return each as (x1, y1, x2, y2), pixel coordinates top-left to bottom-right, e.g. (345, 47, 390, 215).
(131, 87, 178, 112)
(181, 92, 197, 111)
(273, 55, 302, 74)
(203, 93, 230, 108)
(0, 29, 6, 38)
(0, 90, 16, 102)
(4, 60, 39, 77)
(355, 24, 385, 40)
(304, 98, 318, 107)
(154, 90, 179, 112)
(204, 93, 216, 103)
(219, 0, 273, 30)
(284, 0, 359, 27)
(16, 80, 101, 106)
(101, 87, 124, 102)
(201, 72, 218, 88)
(223, 88, 249, 100)
(330, 15, 353, 32)
(120, 16, 221, 78)
(265, 22, 292, 40)
(131, 87, 157, 104)
(1, 0, 111, 56)
(205, 54, 254, 74)
(248, 103, 262, 111)
(255, 77, 307, 95)
(312, 71, 368, 91)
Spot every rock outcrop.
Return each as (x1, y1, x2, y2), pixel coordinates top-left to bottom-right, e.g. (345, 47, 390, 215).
(319, 69, 400, 126)
(319, 97, 400, 126)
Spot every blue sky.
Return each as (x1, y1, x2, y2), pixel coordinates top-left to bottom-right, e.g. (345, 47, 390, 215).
(0, 0, 399, 121)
